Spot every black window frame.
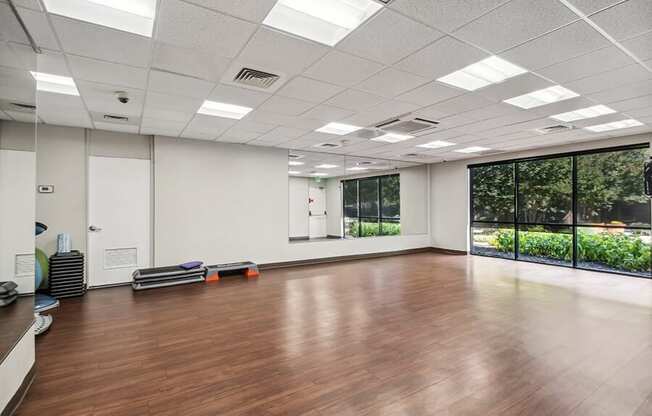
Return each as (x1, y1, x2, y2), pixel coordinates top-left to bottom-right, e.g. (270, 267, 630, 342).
(342, 174, 400, 238)
(469, 143, 651, 278)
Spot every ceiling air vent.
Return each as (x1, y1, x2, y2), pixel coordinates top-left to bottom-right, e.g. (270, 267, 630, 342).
(535, 124, 575, 134)
(104, 114, 129, 122)
(313, 142, 342, 149)
(288, 153, 304, 160)
(11, 103, 36, 111)
(233, 67, 280, 89)
(376, 115, 439, 135)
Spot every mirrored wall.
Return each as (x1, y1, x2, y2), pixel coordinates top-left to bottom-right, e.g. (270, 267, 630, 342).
(288, 150, 428, 242)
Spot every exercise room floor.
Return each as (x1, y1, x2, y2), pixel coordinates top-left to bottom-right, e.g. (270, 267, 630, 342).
(17, 253, 652, 416)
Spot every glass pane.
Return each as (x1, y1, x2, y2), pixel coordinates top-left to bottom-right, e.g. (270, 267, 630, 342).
(518, 157, 572, 224)
(471, 164, 514, 222)
(577, 227, 651, 277)
(471, 223, 515, 259)
(380, 175, 400, 219)
(577, 148, 650, 227)
(343, 180, 358, 218)
(517, 225, 572, 266)
(359, 219, 380, 237)
(359, 178, 379, 217)
(345, 218, 358, 238)
(380, 219, 400, 236)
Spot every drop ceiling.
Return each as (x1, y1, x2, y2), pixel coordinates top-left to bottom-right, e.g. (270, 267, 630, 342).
(0, 0, 651, 163)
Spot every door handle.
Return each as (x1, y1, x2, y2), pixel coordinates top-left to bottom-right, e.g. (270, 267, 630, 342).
(88, 225, 103, 232)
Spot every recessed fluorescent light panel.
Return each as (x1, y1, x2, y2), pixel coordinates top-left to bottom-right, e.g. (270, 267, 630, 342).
(347, 166, 367, 171)
(504, 86, 579, 109)
(417, 140, 456, 149)
(550, 105, 616, 122)
(454, 146, 490, 153)
(42, 0, 157, 37)
(288, 161, 304, 166)
(263, 0, 382, 46)
(197, 100, 252, 119)
(371, 133, 414, 143)
(584, 119, 643, 132)
(311, 172, 328, 176)
(437, 56, 527, 91)
(30, 71, 79, 96)
(315, 122, 362, 135)
(315, 164, 338, 169)
(288, 170, 301, 174)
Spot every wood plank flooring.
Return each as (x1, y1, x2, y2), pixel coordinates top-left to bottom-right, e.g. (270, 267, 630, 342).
(15, 253, 652, 416)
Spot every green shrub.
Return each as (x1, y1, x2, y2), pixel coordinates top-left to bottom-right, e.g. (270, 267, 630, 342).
(349, 221, 401, 237)
(489, 229, 650, 272)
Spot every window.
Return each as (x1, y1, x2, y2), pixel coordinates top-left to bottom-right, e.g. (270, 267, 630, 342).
(343, 174, 400, 238)
(470, 144, 651, 278)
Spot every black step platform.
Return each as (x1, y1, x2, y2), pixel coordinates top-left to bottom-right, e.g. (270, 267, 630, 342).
(49, 251, 86, 298)
(132, 265, 206, 290)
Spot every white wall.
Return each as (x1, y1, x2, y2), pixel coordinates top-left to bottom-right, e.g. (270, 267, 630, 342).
(429, 134, 652, 251)
(400, 165, 429, 235)
(288, 176, 309, 239)
(325, 178, 342, 237)
(0, 323, 35, 414)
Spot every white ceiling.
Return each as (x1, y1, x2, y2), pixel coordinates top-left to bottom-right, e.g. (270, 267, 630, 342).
(0, 0, 651, 163)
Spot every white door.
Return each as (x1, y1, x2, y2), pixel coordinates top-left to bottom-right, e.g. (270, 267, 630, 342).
(88, 156, 150, 287)
(309, 185, 327, 238)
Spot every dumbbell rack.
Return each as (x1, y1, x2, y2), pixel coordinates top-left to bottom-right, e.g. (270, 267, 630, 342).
(48, 251, 86, 298)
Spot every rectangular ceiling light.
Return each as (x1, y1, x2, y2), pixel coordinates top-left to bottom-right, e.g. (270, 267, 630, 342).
(315, 164, 338, 169)
(347, 166, 367, 171)
(584, 119, 643, 132)
(437, 56, 527, 91)
(197, 100, 252, 119)
(310, 172, 328, 176)
(454, 146, 490, 153)
(30, 71, 79, 96)
(504, 85, 579, 109)
(42, 0, 157, 37)
(550, 105, 616, 122)
(416, 140, 456, 149)
(371, 133, 414, 143)
(263, 0, 382, 46)
(288, 170, 301, 174)
(315, 122, 362, 135)
(288, 161, 304, 166)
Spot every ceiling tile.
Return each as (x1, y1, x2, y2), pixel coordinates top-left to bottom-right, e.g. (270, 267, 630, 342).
(38, 109, 92, 128)
(208, 83, 271, 107)
(389, 0, 506, 32)
(77, 80, 144, 117)
(248, 110, 324, 130)
(151, 42, 231, 82)
(621, 31, 652, 61)
(11, 44, 68, 75)
(395, 36, 489, 79)
(587, 79, 652, 103)
(500, 21, 610, 70)
(67, 54, 148, 89)
(536, 46, 634, 84)
(143, 91, 199, 123)
(477, 73, 553, 102)
(237, 27, 329, 77)
(253, 126, 308, 145)
(589, 0, 652, 40)
(396, 81, 464, 107)
(276, 76, 344, 103)
(51, 15, 152, 67)
(0, 42, 22, 70)
(257, 95, 315, 116)
(300, 105, 354, 122)
(148, 69, 215, 99)
(182, 114, 236, 139)
(0, 3, 29, 44)
(609, 94, 652, 112)
(356, 67, 429, 98)
(453, 0, 578, 52)
(344, 100, 420, 127)
(140, 117, 187, 136)
(337, 9, 443, 65)
(557, 0, 623, 15)
(0, 66, 35, 102)
(8, 0, 42, 11)
(156, 0, 256, 58)
(17, 9, 60, 50)
(528, 96, 596, 117)
(181, 0, 276, 22)
(94, 121, 139, 134)
(304, 50, 384, 87)
(325, 89, 386, 112)
(564, 64, 652, 95)
(417, 93, 495, 119)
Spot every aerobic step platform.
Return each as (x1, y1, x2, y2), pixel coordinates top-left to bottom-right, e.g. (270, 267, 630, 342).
(205, 261, 259, 282)
(132, 265, 206, 290)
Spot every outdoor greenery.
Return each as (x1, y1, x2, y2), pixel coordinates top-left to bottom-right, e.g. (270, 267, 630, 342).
(488, 228, 650, 273)
(349, 221, 401, 237)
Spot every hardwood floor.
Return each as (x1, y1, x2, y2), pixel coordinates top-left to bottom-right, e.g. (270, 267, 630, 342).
(16, 253, 652, 416)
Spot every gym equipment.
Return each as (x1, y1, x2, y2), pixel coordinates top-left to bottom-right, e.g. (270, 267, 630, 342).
(0, 281, 18, 307)
(48, 251, 86, 298)
(205, 261, 259, 283)
(132, 264, 206, 290)
(34, 222, 60, 335)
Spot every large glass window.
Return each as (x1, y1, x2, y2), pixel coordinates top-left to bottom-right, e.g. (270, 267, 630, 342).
(470, 145, 651, 278)
(343, 175, 400, 238)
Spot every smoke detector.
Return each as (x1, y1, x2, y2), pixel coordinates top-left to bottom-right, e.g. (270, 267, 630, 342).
(376, 114, 439, 135)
